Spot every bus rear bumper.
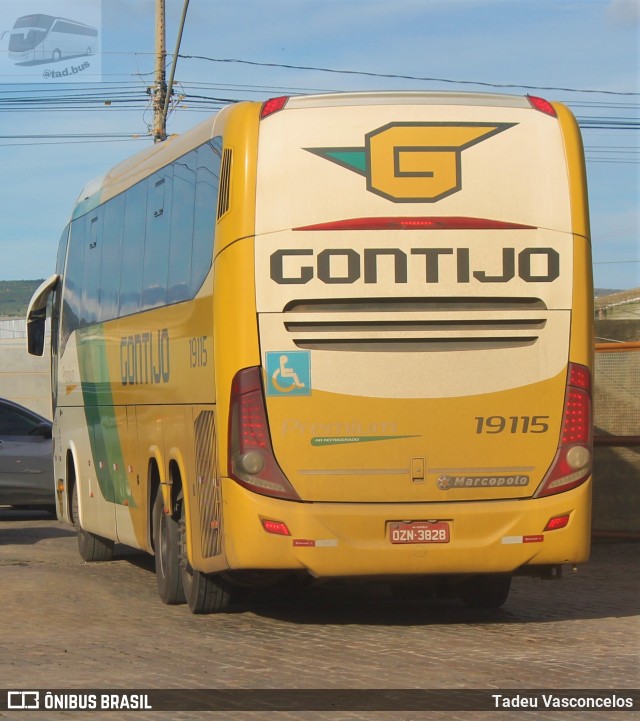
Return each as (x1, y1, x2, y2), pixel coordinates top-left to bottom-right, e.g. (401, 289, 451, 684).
(214, 477, 592, 578)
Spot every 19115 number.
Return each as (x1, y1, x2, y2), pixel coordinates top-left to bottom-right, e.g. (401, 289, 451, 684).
(189, 335, 208, 368)
(475, 415, 549, 434)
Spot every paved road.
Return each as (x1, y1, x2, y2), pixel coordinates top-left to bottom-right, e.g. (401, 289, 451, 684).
(0, 508, 637, 721)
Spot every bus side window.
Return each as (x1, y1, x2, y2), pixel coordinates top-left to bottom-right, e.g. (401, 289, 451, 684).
(168, 150, 197, 304)
(98, 194, 124, 322)
(61, 216, 85, 348)
(81, 212, 103, 326)
(119, 180, 146, 317)
(142, 168, 173, 309)
(191, 138, 222, 295)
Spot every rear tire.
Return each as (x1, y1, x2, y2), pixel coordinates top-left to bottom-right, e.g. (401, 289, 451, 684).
(180, 505, 230, 614)
(71, 483, 114, 562)
(152, 487, 186, 605)
(459, 574, 511, 608)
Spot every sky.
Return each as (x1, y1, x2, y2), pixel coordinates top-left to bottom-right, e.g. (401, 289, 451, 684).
(0, 0, 638, 289)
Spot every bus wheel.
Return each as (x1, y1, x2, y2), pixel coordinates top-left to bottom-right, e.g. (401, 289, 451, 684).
(459, 574, 511, 609)
(71, 483, 114, 562)
(152, 488, 186, 605)
(180, 507, 231, 614)
(182, 565, 231, 614)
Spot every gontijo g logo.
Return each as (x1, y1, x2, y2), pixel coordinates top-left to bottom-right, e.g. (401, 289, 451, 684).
(306, 122, 515, 203)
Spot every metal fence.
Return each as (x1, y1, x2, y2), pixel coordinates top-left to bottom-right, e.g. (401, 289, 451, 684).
(593, 342, 640, 537)
(0, 318, 27, 340)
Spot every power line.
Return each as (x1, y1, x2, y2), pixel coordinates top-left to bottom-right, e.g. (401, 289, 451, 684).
(177, 54, 640, 97)
(593, 260, 640, 264)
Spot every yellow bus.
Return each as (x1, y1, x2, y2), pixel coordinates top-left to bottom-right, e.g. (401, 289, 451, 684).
(27, 91, 593, 613)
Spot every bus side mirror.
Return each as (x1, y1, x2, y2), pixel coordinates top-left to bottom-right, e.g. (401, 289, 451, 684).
(26, 274, 60, 357)
(27, 307, 47, 356)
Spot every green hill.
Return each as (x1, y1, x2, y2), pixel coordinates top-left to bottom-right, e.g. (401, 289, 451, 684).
(0, 280, 44, 318)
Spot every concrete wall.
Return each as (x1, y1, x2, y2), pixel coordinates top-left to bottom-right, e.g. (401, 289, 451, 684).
(595, 319, 640, 344)
(0, 336, 52, 419)
(593, 333, 640, 536)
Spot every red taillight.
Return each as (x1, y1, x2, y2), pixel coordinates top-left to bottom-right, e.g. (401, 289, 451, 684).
(568, 363, 591, 392)
(294, 217, 535, 232)
(228, 367, 300, 500)
(261, 519, 291, 536)
(260, 96, 289, 119)
(544, 514, 571, 532)
(527, 95, 557, 117)
(536, 363, 592, 497)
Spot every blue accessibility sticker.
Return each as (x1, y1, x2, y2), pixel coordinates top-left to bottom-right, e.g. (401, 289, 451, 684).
(265, 351, 311, 396)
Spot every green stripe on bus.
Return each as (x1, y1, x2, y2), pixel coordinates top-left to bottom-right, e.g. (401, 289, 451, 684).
(78, 325, 135, 507)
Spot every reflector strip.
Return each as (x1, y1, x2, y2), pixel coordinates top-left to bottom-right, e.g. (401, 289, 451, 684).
(523, 535, 545, 543)
(293, 217, 536, 232)
(293, 539, 338, 548)
(501, 535, 544, 544)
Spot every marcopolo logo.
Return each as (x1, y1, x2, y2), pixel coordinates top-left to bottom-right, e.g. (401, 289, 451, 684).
(306, 122, 515, 203)
(437, 474, 530, 490)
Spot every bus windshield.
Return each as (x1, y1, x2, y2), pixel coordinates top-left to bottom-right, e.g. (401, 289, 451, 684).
(8, 15, 53, 53)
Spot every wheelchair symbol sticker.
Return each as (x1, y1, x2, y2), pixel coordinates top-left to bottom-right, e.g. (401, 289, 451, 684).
(266, 351, 311, 396)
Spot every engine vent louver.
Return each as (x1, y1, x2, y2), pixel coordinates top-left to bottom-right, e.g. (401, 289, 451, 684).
(216, 147, 232, 220)
(282, 297, 547, 353)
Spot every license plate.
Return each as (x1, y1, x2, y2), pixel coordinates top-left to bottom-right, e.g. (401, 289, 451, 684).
(389, 521, 450, 544)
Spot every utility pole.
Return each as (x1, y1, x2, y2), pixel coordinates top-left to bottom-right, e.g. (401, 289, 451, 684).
(153, 0, 167, 142)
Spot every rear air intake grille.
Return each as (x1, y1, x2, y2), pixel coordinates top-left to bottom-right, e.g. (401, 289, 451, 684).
(282, 297, 547, 352)
(217, 147, 232, 220)
(283, 297, 548, 313)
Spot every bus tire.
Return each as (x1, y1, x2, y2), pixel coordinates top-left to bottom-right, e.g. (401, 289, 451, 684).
(180, 506, 230, 614)
(71, 483, 114, 562)
(459, 574, 511, 609)
(183, 566, 231, 614)
(152, 488, 186, 605)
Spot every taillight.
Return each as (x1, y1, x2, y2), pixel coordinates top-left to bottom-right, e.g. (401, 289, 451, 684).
(544, 514, 571, 532)
(527, 95, 557, 117)
(261, 519, 291, 536)
(536, 363, 592, 497)
(228, 366, 300, 500)
(294, 217, 535, 232)
(260, 96, 289, 119)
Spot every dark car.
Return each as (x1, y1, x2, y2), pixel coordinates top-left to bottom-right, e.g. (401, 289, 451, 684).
(0, 398, 54, 511)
